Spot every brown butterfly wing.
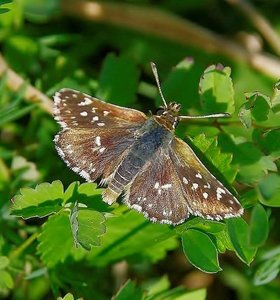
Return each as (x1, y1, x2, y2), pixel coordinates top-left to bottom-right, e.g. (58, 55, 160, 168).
(55, 128, 139, 182)
(54, 88, 147, 130)
(124, 148, 189, 225)
(54, 89, 147, 182)
(169, 137, 244, 220)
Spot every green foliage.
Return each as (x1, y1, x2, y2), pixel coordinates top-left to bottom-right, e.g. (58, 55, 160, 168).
(113, 278, 207, 300)
(0, 0, 12, 14)
(181, 229, 221, 273)
(1, 1, 280, 299)
(70, 202, 106, 250)
(227, 218, 257, 265)
(249, 204, 269, 247)
(199, 64, 235, 114)
(96, 54, 139, 107)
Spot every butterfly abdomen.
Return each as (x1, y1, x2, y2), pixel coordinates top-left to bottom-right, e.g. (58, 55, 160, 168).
(102, 119, 173, 204)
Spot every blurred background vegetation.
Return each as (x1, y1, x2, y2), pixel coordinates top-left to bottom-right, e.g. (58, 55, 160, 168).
(1, 0, 280, 299)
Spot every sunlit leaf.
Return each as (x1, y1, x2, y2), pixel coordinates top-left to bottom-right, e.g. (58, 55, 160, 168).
(37, 212, 81, 268)
(70, 202, 106, 251)
(249, 204, 269, 247)
(254, 255, 280, 285)
(113, 280, 143, 300)
(11, 180, 64, 218)
(0, 270, 13, 290)
(227, 218, 257, 265)
(181, 229, 221, 273)
(199, 64, 235, 114)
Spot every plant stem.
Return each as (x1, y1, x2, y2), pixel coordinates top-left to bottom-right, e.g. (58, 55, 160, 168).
(9, 232, 39, 260)
(61, 0, 280, 79)
(0, 53, 53, 115)
(226, 0, 280, 56)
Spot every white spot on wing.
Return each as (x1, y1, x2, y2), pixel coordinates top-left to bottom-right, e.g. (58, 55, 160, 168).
(97, 122, 105, 127)
(192, 183, 199, 190)
(183, 177, 188, 184)
(203, 192, 208, 199)
(195, 173, 202, 179)
(80, 111, 88, 116)
(161, 183, 172, 189)
(216, 187, 226, 200)
(92, 116, 99, 122)
(204, 182, 211, 189)
(95, 136, 101, 146)
(103, 110, 110, 116)
(78, 97, 93, 106)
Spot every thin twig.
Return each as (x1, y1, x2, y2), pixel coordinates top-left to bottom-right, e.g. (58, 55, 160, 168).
(61, 0, 280, 80)
(226, 0, 280, 56)
(0, 53, 53, 115)
(9, 232, 39, 260)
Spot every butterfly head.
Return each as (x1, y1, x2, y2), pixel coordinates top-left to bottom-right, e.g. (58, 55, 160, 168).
(155, 102, 181, 129)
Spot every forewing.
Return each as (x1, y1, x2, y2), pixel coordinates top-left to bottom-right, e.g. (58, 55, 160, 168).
(124, 148, 189, 225)
(53, 88, 147, 130)
(169, 137, 243, 220)
(53, 88, 147, 182)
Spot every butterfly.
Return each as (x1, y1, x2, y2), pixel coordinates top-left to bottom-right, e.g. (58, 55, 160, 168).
(53, 62, 243, 225)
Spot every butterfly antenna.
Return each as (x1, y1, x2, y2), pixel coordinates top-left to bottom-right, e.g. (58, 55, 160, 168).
(151, 62, 168, 108)
(179, 112, 230, 120)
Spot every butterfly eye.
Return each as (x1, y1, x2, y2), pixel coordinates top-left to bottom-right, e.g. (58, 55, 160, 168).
(173, 117, 179, 128)
(156, 108, 165, 115)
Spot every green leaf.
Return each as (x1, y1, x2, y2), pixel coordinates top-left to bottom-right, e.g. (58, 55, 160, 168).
(143, 275, 170, 297)
(174, 289, 207, 300)
(97, 54, 139, 107)
(5, 35, 39, 73)
(0, 270, 14, 290)
(11, 180, 64, 218)
(254, 255, 280, 285)
(220, 135, 277, 185)
(57, 293, 75, 300)
(238, 103, 252, 128)
(199, 64, 235, 114)
(70, 202, 106, 251)
(192, 134, 237, 183)
(244, 92, 271, 122)
(270, 81, 280, 113)
(0, 256, 9, 270)
(227, 218, 257, 265)
(249, 204, 269, 247)
(158, 58, 198, 112)
(181, 229, 221, 273)
(87, 210, 177, 266)
(257, 173, 280, 207)
(113, 280, 143, 300)
(37, 212, 80, 268)
(143, 275, 207, 300)
(253, 128, 280, 159)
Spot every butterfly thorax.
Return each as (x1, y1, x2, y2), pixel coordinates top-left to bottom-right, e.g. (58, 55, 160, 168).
(155, 102, 181, 131)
